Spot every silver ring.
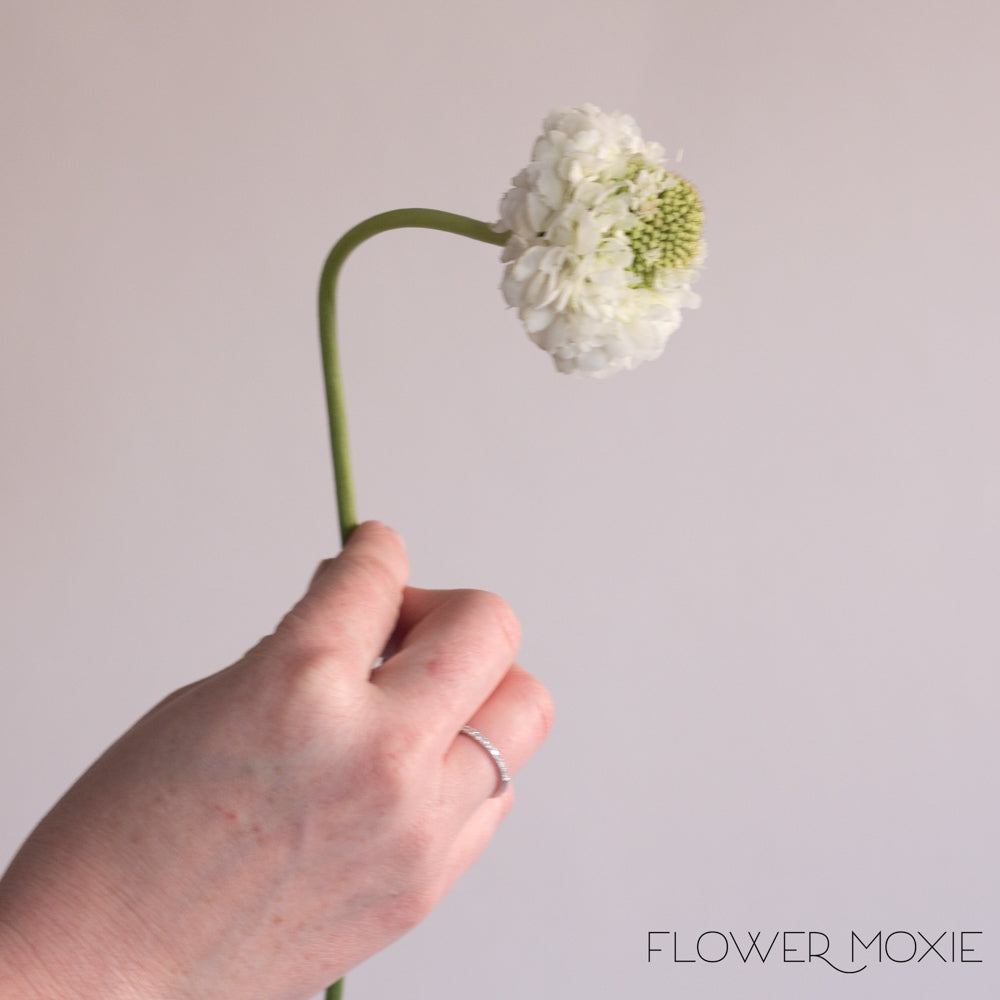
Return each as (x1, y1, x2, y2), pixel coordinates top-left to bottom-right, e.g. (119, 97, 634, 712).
(459, 725, 510, 797)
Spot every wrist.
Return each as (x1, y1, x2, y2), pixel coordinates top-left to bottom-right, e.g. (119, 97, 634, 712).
(0, 912, 161, 1000)
(0, 915, 59, 1000)
(0, 857, 160, 1000)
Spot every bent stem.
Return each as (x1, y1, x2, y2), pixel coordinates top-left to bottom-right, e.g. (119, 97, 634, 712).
(318, 210, 508, 1000)
(318, 208, 509, 546)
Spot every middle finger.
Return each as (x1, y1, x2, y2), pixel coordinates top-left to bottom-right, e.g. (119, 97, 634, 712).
(371, 588, 521, 736)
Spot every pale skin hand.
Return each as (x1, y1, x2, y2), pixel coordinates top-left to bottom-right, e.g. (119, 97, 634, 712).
(0, 522, 553, 1000)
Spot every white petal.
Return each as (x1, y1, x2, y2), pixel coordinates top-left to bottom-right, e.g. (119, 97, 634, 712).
(511, 244, 547, 281)
(495, 104, 704, 376)
(526, 192, 551, 233)
(500, 267, 524, 307)
(521, 304, 557, 333)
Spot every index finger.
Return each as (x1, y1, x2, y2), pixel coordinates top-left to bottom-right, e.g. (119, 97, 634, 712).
(277, 521, 409, 682)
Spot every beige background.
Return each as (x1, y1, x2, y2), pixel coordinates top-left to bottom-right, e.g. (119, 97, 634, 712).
(1, 2, 997, 998)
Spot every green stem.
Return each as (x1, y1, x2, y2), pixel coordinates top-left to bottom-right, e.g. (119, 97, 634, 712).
(317, 210, 508, 1000)
(318, 208, 509, 546)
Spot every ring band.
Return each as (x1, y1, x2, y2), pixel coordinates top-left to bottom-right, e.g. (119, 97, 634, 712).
(459, 725, 510, 797)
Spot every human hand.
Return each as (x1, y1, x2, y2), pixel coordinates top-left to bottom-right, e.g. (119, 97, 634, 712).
(0, 522, 553, 1000)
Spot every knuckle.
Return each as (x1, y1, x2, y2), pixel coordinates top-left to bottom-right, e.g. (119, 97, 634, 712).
(344, 522, 408, 583)
(343, 547, 401, 598)
(257, 661, 354, 755)
(275, 645, 339, 703)
(360, 756, 405, 811)
(311, 557, 337, 584)
(358, 521, 405, 552)
(455, 589, 521, 651)
(359, 731, 419, 806)
(363, 716, 443, 811)
(520, 673, 555, 743)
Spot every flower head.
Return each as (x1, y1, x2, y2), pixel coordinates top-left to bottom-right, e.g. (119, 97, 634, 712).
(496, 104, 705, 377)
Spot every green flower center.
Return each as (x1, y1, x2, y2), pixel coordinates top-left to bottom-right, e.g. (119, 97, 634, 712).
(626, 173, 704, 289)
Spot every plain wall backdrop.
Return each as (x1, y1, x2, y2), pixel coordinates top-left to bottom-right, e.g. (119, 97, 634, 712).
(1, 2, 997, 998)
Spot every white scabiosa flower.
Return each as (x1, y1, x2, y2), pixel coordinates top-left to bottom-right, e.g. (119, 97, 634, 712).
(496, 104, 705, 377)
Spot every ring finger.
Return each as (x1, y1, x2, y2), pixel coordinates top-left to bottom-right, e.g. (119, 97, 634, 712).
(443, 663, 554, 816)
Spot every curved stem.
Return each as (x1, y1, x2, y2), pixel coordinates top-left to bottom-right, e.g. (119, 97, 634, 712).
(318, 208, 509, 545)
(318, 210, 508, 1000)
